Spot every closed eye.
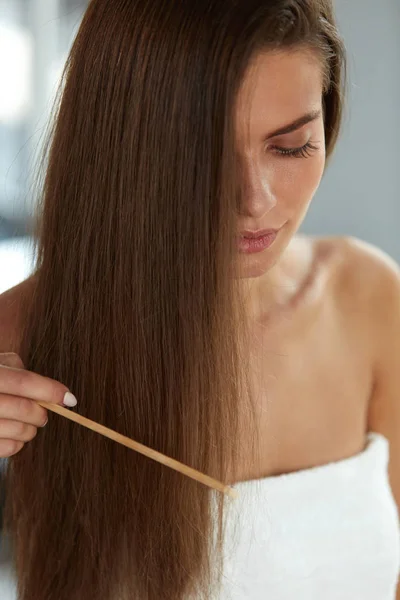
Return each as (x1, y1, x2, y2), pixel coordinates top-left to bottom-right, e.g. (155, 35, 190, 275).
(270, 141, 320, 159)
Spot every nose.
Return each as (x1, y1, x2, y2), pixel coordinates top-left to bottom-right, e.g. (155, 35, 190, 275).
(238, 160, 277, 218)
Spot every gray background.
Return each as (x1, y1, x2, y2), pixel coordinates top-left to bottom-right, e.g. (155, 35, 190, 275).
(302, 0, 400, 259)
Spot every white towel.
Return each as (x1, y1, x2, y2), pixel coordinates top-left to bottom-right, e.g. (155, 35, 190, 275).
(218, 432, 400, 599)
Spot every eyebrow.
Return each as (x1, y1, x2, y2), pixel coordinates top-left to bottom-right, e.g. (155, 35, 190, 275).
(266, 109, 322, 139)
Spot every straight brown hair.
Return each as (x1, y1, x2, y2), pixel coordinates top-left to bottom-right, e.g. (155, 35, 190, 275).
(2, 1, 346, 598)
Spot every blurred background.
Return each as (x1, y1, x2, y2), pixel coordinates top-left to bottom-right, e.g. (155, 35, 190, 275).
(0, 0, 399, 295)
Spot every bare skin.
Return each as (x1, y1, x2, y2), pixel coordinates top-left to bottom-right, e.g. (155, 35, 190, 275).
(234, 233, 375, 482)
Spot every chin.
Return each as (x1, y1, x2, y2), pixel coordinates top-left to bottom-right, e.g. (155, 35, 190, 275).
(236, 250, 279, 279)
(238, 232, 294, 276)
(238, 265, 272, 280)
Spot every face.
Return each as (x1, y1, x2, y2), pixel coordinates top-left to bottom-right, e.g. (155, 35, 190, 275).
(235, 48, 326, 279)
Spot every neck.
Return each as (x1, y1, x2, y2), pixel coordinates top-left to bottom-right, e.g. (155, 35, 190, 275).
(240, 235, 313, 323)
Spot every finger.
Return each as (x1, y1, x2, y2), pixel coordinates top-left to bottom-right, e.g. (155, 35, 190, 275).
(0, 366, 77, 407)
(0, 394, 49, 427)
(0, 353, 25, 369)
(0, 419, 38, 442)
(0, 439, 25, 457)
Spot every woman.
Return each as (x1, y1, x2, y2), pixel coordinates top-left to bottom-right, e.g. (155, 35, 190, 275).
(0, 0, 399, 598)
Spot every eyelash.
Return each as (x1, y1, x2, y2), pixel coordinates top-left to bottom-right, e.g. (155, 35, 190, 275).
(271, 141, 320, 159)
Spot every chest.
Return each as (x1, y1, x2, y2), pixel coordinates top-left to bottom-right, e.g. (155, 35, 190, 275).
(235, 299, 373, 481)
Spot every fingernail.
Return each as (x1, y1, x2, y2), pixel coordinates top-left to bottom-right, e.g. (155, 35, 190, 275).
(40, 417, 49, 428)
(63, 392, 78, 407)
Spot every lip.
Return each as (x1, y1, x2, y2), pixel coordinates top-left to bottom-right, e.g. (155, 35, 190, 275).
(237, 230, 278, 254)
(238, 228, 279, 239)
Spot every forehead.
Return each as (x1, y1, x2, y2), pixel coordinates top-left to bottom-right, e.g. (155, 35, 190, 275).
(235, 48, 324, 140)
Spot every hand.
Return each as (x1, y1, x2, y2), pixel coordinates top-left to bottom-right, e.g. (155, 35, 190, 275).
(0, 352, 77, 458)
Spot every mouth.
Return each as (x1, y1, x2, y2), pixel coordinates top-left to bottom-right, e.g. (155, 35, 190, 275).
(237, 230, 279, 254)
(238, 228, 279, 239)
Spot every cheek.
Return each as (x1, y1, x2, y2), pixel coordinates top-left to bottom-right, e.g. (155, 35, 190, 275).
(275, 152, 325, 208)
(303, 152, 325, 196)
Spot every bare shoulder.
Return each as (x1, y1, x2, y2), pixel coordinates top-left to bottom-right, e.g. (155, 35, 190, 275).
(311, 234, 400, 314)
(0, 274, 38, 354)
(333, 235, 399, 282)
(308, 234, 400, 393)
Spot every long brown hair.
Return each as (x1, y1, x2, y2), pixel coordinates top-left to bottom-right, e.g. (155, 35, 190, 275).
(3, 1, 346, 598)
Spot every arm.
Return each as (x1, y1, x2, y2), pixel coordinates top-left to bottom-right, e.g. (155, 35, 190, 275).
(363, 245, 400, 593)
(367, 250, 400, 510)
